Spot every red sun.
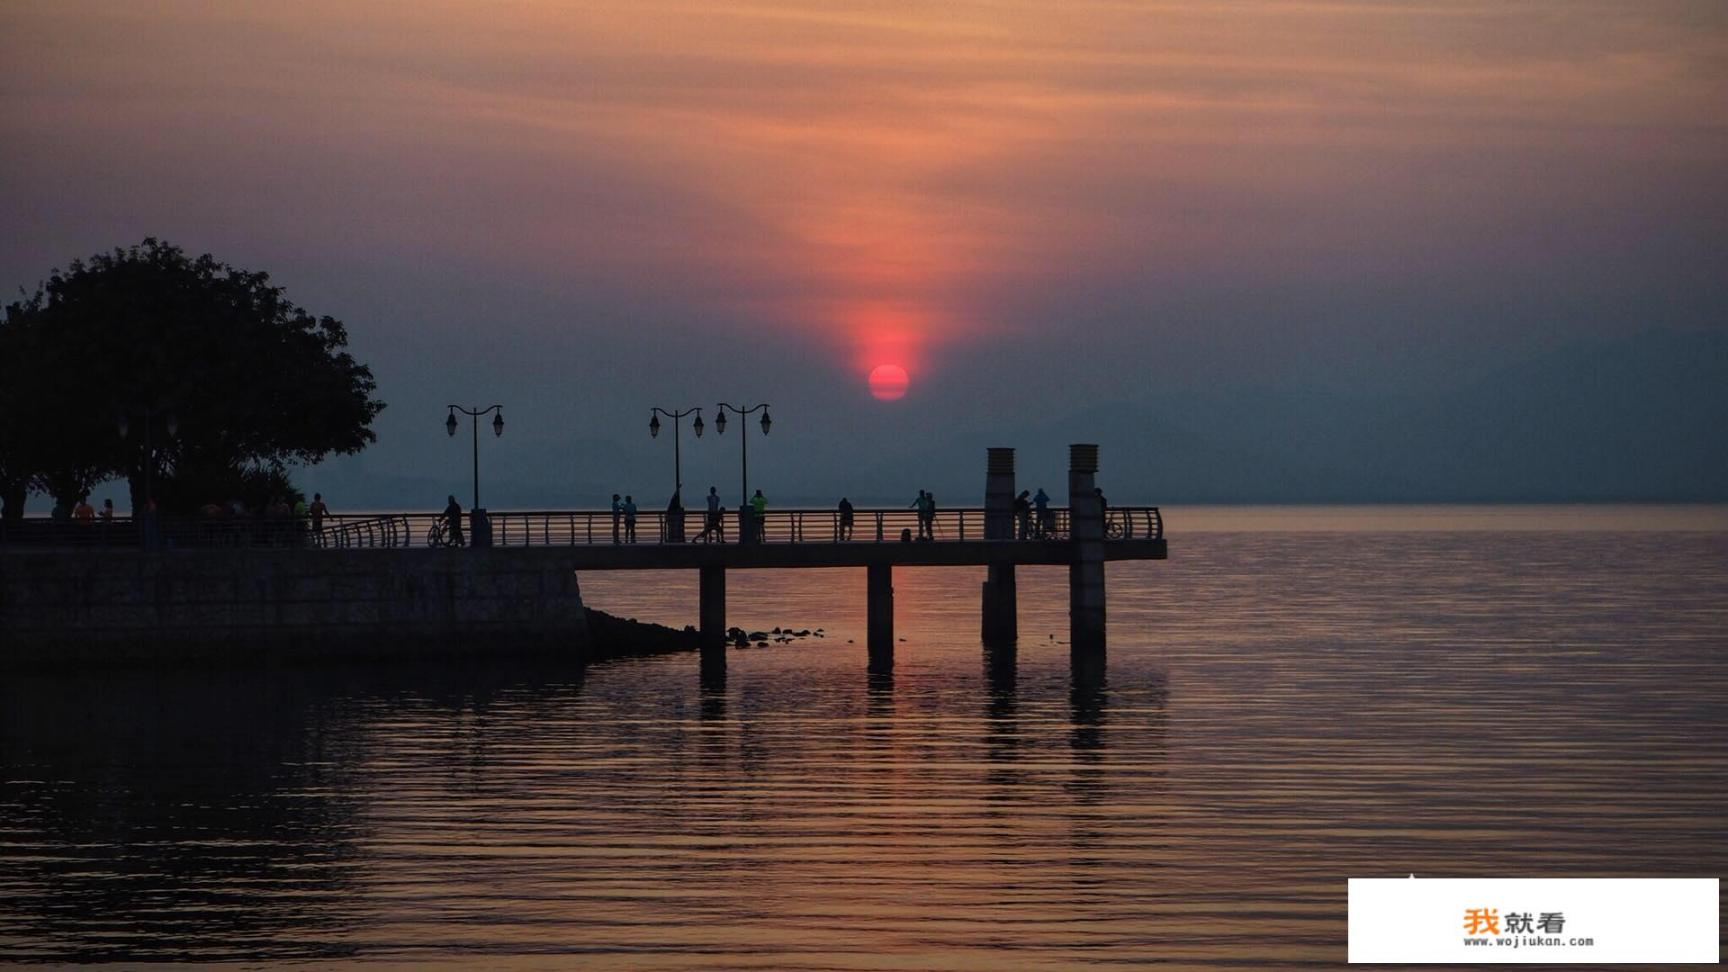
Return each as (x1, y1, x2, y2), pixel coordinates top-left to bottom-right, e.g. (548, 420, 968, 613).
(868, 364, 910, 401)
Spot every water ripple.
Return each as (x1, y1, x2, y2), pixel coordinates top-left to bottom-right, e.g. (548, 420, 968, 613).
(1, 531, 1724, 966)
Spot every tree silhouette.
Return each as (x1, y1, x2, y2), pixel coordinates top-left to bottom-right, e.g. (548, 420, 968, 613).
(0, 239, 385, 516)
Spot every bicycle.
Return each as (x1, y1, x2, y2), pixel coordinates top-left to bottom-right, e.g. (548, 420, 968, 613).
(426, 519, 465, 547)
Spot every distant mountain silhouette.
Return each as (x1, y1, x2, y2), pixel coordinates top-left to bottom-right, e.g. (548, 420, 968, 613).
(860, 329, 1728, 503)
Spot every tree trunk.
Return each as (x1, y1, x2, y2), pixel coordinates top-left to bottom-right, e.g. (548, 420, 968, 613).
(0, 482, 26, 522)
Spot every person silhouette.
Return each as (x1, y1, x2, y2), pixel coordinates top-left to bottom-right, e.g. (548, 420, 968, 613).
(1014, 489, 1032, 539)
(838, 496, 855, 541)
(443, 494, 465, 547)
(909, 490, 936, 540)
(623, 494, 638, 543)
(611, 493, 623, 544)
(697, 486, 724, 542)
(751, 489, 767, 542)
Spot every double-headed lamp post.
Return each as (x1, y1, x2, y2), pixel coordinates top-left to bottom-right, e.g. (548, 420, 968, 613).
(446, 404, 504, 511)
(648, 407, 704, 495)
(713, 402, 772, 509)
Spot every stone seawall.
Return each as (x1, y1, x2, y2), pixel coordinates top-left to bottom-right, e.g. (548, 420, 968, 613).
(0, 548, 598, 666)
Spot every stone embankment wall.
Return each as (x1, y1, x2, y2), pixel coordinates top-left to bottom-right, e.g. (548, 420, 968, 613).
(0, 548, 595, 666)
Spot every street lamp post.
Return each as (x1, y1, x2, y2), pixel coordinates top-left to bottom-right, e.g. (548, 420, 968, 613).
(446, 404, 504, 546)
(648, 407, 704, 495)
(714, 402, 772, 542)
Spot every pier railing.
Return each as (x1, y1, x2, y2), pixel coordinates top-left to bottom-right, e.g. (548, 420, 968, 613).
(483, 506, 1163, 547)
(1, 506, 1162, 550)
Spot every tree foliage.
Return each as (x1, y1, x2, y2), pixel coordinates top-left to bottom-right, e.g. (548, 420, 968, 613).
(0, 239, 385, 516)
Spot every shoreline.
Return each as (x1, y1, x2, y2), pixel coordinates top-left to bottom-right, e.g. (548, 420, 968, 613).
(0, 606, 696, 673)
(0, 546, 699, 669)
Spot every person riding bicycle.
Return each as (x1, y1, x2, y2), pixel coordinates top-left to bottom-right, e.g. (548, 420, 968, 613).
(443, 495, 465, 547)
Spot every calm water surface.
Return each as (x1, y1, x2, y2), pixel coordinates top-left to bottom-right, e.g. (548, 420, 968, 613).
(2, 510, 1725, 968)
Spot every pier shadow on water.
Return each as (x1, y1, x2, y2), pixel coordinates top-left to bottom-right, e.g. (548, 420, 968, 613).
(0, 659, 587, 963)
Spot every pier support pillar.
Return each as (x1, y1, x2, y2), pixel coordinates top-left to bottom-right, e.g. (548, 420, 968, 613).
(982, 446, 1018, 647)
(700, 565, 726, 674)
(1068, 443, 1106, 658)
(867, 563, 894, 671)
(982, 568, 1016, 646)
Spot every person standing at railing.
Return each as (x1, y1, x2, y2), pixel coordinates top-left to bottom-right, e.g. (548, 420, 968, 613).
(1014, 490, 1032, 540)
(838, 497, 854, 541)
(73, 497, 95, 537)
(267, 498, 293, 547)
(623, 495, 638, 543)
(611, 494, 623, 544)
(309, 493, 328, 533)
(444, 494, 465, 547)
(99, 498, 115, 522)
(909, 490, 935, 541)
(751, 490, 767, 542)
(697, 486, 724, 542)
(1033, 487, 1051, 539)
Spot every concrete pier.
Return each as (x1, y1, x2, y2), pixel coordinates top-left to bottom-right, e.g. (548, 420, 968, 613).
(699, 564, 726, 672)
(4, 463, 1165, 673)
(0, 547, 594, 665)
(981, 447, 1018, 646)
(867, 562, 894, 670)
(1067, 443, 1107, 656)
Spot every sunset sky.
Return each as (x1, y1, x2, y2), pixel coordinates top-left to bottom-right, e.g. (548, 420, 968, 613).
(3, 1, 1723, 504)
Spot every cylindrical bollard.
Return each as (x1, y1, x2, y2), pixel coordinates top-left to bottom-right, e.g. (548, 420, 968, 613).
(1068, 443, 1105, 655)
(983, 446, 1018, 646)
